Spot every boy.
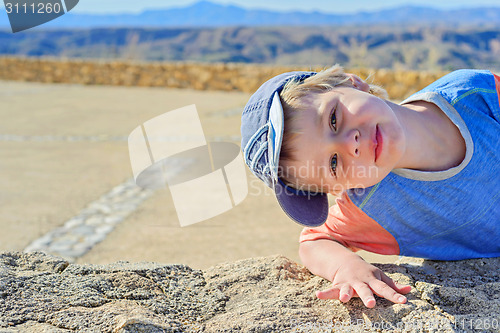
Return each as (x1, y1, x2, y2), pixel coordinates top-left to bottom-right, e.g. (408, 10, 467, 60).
(240, 65, 500, 308)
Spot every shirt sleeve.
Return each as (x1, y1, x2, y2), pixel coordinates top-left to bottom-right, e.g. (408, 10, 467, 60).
(299, 192, 400, 255)
(493, 73, 500, 111)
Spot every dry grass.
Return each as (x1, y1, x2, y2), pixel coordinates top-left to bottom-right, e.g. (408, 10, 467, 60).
(0, 56, 448, 101)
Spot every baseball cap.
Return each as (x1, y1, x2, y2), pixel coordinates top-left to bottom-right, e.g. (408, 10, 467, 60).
(240, 71, 329, 227)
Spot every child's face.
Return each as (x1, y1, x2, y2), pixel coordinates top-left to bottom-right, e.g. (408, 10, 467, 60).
(280, 86, 406, 194)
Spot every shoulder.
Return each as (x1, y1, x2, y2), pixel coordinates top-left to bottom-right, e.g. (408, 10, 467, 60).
(419, 69, 496, 97)
(408, 70, 500, 121)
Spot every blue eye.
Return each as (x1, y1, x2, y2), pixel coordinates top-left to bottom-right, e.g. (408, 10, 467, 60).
(330, 108, 337, 131)
(330, 153, 338, 177)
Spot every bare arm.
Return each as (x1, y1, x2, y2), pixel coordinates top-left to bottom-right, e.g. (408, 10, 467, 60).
(299, 239, 411, 308)
(299, 238, 360, 281)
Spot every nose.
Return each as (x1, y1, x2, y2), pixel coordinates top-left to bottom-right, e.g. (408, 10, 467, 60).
(335, 129, 360, 158)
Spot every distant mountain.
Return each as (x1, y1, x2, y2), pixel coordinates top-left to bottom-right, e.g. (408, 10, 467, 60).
(1, 1, 500, 29)
(1, 1, 500, 71)
(2, 26, 500, 71)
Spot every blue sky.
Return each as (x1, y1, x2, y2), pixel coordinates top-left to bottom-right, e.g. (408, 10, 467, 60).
(20, 0, 500, 14)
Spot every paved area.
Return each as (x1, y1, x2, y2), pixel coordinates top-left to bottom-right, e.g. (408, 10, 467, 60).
(0, 80, 397, 269)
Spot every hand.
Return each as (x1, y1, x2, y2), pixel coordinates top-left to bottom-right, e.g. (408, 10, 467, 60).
(316, 257, 411, 308)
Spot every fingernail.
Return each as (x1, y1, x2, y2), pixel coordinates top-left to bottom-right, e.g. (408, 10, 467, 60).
(398, 296, 406, 303)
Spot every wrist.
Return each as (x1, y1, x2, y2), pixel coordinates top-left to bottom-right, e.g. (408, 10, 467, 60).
(328, 252, 365, 282)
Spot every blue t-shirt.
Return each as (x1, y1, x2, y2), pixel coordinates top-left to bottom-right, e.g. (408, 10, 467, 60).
(347, 70, 500, 260)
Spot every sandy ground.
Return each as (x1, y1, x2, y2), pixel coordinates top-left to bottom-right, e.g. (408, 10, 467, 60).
(0, 80, 397, 269)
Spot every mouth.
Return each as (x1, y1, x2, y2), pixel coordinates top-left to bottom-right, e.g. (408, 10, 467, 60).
(374, 125, 383, 163)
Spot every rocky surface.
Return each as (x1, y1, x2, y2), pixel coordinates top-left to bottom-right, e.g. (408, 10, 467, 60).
(0, 252, 499, 332)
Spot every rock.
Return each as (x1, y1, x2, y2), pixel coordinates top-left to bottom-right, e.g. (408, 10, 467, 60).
(0, 251, 499, 332)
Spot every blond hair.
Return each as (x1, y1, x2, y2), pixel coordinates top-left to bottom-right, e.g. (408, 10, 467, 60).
(278, 65, 388, 187)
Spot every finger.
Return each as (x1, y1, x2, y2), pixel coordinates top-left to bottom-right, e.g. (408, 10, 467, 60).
(368, 279, 407, 304)
(352, 283, 376, 308)
(395, 283, 412, 294)
(316, 286, 340, 300)
(339, 285, 353, 303)
(380, 274, 412, 294)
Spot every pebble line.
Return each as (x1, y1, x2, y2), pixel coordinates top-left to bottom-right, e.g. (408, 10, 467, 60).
(24, 178, 154, 262)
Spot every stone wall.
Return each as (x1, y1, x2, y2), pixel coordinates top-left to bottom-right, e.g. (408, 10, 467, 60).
(0, 57, 447, 100)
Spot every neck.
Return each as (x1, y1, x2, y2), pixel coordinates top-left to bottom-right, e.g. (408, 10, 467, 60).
(388, 100, 465, 172)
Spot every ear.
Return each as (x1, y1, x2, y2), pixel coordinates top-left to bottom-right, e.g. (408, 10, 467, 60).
(346, 73, 370, 93)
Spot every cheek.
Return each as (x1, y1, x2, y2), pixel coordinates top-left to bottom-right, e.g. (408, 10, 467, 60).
(356, 165, 380, 184)
(384, 121, 406, 159)
(340, 162, 375, 187)
(353, 93, 386, 113)
(345, 162, 390, 189)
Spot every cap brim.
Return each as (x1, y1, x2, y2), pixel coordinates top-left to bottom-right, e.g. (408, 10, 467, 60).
(267, 92, 284, 181)
(274, 179, 329, 227)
